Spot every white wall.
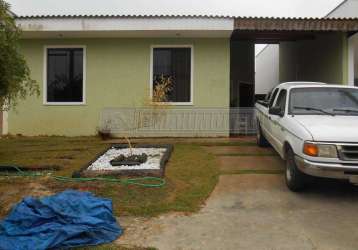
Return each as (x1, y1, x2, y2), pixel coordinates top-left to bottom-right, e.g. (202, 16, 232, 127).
(328, 0, 358, 85)
(255, 44, 279, 95)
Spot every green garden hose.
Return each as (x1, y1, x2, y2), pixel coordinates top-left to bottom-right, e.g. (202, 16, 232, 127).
(0, 165, 166, 188)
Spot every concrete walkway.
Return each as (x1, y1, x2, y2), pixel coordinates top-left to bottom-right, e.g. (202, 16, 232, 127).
(116, 143, 358, 250)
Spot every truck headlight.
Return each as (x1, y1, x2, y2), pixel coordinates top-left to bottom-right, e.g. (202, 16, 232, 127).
(303, 142, 338, 158)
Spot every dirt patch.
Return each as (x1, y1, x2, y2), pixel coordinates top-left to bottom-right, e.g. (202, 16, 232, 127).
(203, 146, 275, 155)
(210, 174, 286, 195)
(27, 182, 54, 197)
(0, 180, 54, 217)
(116, 216, 164, 245)
(217, 155, 284, 172)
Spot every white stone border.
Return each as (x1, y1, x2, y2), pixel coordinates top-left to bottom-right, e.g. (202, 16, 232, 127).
(87, 147, 167, 171)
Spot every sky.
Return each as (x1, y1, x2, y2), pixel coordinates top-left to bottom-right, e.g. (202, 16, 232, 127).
(6, 0, 345, 55)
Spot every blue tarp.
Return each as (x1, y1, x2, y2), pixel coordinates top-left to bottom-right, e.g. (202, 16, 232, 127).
(0, 190, 122, 250)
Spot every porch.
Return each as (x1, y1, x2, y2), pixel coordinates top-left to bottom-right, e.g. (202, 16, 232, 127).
(100, 107, 257, 137)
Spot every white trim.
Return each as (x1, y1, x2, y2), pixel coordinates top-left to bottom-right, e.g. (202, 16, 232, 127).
(149, 45, 194, 106)
(43, 45, 87, 105)
(2, 110, 8, 135)
(18, 17, 234, 31)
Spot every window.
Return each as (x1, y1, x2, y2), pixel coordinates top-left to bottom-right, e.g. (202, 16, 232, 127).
(151, 46, 192, 104)
(289, 87, 358, 115)
(275, 90, 287, 113)
(45, 47, 85, 104)
(269, 88, 279, 108)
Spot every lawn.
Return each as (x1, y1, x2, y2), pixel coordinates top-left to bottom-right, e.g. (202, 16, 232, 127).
(0, 136, 220, 219)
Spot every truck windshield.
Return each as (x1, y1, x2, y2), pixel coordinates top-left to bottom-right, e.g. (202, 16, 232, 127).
(289, 87, 358, 115)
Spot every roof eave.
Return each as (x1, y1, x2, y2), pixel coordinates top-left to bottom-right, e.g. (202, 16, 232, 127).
(234, 17, 358, 32)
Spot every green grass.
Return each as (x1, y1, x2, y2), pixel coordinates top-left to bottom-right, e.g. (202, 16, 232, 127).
(0, 136, 219, 218)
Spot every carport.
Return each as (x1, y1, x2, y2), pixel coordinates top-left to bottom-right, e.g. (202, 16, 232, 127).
(230, 17, 358, 108)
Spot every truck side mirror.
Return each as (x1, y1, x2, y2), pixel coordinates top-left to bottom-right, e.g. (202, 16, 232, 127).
(269, 107, 284, 117)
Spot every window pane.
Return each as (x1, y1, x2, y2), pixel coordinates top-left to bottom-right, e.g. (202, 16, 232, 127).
(290, 87, 358, 115)
(269, 88, 279, 107)
(275, 90, 287, 111)
(47, 48, 83, 102)
(153, 48, 191, 102)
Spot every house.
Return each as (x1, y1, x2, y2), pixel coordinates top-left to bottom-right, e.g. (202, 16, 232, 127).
(255, 0, 358, 97)
(2, 9, 358, 137)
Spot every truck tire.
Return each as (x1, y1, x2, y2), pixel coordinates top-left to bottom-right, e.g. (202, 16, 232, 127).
(256, 122, 269, 147)
(285, 148, 307, 192)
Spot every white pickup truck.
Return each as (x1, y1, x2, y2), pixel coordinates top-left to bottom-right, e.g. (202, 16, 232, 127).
(255, 82, 358, 191)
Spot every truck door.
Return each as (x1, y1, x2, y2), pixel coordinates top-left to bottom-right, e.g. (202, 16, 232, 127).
(270, 89, 287, 153)
(262, 88, 279, 143)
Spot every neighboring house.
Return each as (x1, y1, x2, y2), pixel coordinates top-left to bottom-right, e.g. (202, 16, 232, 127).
(327, 0, 358, 18)
(2, 13, 358, 137)
(255, 44, 279, 99)
(255, 0, 358, 94)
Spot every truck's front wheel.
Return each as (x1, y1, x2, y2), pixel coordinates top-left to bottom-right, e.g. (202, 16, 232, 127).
(285, 148, 307, 192)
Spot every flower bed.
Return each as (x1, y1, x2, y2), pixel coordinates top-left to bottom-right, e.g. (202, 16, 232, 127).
(75, 144, 173, 177)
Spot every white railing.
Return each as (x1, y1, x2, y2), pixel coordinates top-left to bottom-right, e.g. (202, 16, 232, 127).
(100, 107, 257, 137)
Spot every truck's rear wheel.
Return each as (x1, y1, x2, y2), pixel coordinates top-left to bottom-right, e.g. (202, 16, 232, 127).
(256, 123, 269, 147)
(285, 148, 307, 192)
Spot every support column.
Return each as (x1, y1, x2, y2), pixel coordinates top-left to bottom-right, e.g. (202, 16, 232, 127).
(347, 33, 358, 86)
(2, 111, 8, 135)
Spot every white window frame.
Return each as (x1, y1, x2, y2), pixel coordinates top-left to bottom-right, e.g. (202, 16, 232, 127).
(43, 45, 86, 105)
(150, 45, 194, 105)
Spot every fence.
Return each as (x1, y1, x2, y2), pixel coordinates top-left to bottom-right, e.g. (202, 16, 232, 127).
(100, 107, 257, 137)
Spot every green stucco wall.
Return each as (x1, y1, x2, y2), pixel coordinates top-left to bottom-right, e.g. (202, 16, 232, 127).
(279, 32, 347, 84)
(8, 38, 230, 136)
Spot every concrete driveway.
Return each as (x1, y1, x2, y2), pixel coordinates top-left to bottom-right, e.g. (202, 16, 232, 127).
(116, 143, 358, 250)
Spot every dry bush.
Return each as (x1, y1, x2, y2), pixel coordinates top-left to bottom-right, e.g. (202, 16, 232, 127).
(98, 75, 174, 155)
